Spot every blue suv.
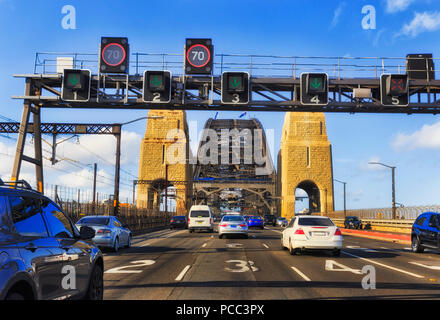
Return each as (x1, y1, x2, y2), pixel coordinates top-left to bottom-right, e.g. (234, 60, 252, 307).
(411, 212, 440, 253)
(0, 179, 104, 300)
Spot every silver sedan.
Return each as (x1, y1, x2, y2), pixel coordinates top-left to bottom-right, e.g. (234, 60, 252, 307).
(76, 215, 132, 252)
(218, 215, 248, 239)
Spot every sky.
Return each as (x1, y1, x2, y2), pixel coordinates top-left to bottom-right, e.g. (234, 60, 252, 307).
(0, 0, 440, 212)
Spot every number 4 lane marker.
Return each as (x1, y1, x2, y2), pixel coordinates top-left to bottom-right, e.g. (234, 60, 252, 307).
(175, 265, 191, 281)
(343, 251, 424, 278)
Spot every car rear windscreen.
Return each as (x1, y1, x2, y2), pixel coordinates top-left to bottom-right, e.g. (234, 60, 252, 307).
(78, 217, 110, 225)
(190, 210, 210, 218)
(173, 216, 186, 220)
(250, 216, 261, 219)
(298, 217, 334, 226)
(222, 216, 244, 222)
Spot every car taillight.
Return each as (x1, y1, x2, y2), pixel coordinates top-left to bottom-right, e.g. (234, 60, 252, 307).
(170, 219, 174, 223)
(97, 229, 110, 234)
(334, 228, 342, 236)
(188, 218, 190, 223)
(210, 218, 213, 224)
(294, 228, 305, 235)
(219, 223, 227, 227)
(240, 224, 246, 227)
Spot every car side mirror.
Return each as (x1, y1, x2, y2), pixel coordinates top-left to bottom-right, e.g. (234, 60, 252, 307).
(80, 226, 95, 240)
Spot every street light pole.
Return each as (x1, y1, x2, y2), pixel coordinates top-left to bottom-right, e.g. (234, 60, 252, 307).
(333, 179, 346, 218)
(368, 162, 396, 219)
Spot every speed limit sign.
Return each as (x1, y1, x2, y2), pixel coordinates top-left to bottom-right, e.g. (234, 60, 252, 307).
(184, 38, 213, 75)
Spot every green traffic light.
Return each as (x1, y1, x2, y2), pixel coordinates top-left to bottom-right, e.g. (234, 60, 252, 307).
(230, 76, 241, 88)
(310, 78, 322, 89)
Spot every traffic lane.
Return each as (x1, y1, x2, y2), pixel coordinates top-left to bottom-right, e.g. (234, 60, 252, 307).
(262, 227, 440, 299)
(167, 229, 321, 299)
(103, 229, 216, 299)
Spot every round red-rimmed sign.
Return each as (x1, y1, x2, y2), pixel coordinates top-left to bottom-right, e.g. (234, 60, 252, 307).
(101, 43, 126, 67)
(186, 43, 211, 68)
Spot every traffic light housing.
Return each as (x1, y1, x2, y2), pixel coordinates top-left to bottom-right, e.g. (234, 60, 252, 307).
(184, 38, 213, 75)
(300, 73, 329, 105)
(142, 70, 172, 103)
(99, 37, 129, 74)
(221, 72, 250, 104)
(61, 69, 91, 102)
(380, 74, 409, 107)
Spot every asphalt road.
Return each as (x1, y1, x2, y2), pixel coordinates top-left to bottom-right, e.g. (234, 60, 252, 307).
(101, 225, 440, 300)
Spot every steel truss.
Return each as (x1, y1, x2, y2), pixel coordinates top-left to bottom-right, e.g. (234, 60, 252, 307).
(1, 121, 122, 215)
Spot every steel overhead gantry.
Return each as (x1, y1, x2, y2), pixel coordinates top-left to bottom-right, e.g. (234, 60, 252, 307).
(12, 74, 440, 114)
(2, 121, 122, 215)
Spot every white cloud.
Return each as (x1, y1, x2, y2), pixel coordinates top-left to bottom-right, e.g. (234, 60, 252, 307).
(392, 121, 440, 150)
(385, 0, 414, 13)
(331, 2, 346, 28)
(398, 11, 440, 37)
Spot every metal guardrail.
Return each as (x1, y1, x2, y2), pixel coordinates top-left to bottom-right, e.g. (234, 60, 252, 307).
(33, 52, 440, 79)
(332, 218, 414, 229)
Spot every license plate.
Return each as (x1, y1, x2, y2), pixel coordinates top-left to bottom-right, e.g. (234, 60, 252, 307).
(313, 232, 326, 236)
(197, 221, 203, 224)
(230, 225, 237, 228)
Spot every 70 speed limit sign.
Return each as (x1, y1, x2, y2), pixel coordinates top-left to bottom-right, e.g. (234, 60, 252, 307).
(184, 38, 213, 75)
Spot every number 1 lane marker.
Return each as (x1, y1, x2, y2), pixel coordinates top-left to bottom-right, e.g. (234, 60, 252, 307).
(175, 265, 191, 281)
(291, 266, 311, 282)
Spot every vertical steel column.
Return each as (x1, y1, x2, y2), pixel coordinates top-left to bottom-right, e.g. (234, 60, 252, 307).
(93, 163, 97, 214)
(392, 166, 396, 220)
(113, 125, 121, 216)
(11, 79, 32, 183)
(33, 105, 44, 194)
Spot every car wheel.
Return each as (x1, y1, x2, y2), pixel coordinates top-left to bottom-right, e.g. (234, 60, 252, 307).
(219, 234, 223, 239)
(332, 249, 341, 257)
(85, 265, 104, 300)
(243, 234, 248, 239)
(126, 235, 131, 248)
(288, 239, 295, 255)
(113, 237, 119, 252)
(281, 237, 286, 250)
(5, 291, 26, 300)
(412, 236, 424, 253)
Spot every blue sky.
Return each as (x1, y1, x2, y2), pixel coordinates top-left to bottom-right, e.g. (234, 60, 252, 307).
(1, 0, 440, 212)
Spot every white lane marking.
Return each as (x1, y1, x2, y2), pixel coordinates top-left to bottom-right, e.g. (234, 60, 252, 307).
(404, 247, 412, 251)
(380, 247, 388, 250)
(262, 243, 269, 249)
(202, 243, 207, 248)
(248, 261, 259, 272)
(226, 243, 243, 248)
(409, 262, 440, 270)
(325, 260, 362, 274)
(105, 260, 156, 274)
(346, 245, 360, 248)
(343, 251, 424, 279)
(175, 265, 191, 281)
(291, 266, 311, 281)
(140, 243, 150, 247)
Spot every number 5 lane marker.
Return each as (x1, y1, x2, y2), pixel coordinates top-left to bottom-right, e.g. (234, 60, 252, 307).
(291, 266, 311, 282)
(175, 265, 191, 281)
(343, 251, 424, 278)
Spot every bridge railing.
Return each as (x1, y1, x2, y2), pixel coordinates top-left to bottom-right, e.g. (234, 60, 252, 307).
(326, 205, 440, 221)
(33, 52, 440, 79)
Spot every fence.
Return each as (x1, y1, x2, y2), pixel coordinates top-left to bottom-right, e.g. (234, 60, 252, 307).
(326, 205, 440, 221)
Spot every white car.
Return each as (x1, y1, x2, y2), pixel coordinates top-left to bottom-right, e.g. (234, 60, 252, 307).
(188, 205, 214, 233)
(281, 215, 342, 256)
(218, 215, 248, 239)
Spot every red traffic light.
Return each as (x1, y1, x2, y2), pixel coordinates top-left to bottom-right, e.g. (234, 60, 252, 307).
(386, 74, 408, 96)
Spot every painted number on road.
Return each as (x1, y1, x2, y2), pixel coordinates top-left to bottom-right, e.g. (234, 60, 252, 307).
(225, 260, 258, 272)
(105, 260, 156, 274)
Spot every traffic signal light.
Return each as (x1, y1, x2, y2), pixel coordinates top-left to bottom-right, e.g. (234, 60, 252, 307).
(221, 72, 250, 104)
(300, 73, 329, 105)
(184, 38, 213, 75)
(380, 74, 409, 107)
(61, 69, 91, 102)
(99, 37, 129, 74)
(143, 71, 172, 103)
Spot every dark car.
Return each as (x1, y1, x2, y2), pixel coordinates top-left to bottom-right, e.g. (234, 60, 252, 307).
(0, 179, 104, 300)
(169, 216, 188, 229)
(263, 214, 276, 227)
(411, 212, 440, 253)
(248, 216, 264, 229)
(344, 216, 363, 229)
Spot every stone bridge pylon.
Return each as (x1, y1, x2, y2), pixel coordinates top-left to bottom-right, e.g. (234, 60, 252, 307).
(136, 110, 192, 214)
(278, 112, 334, 220)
